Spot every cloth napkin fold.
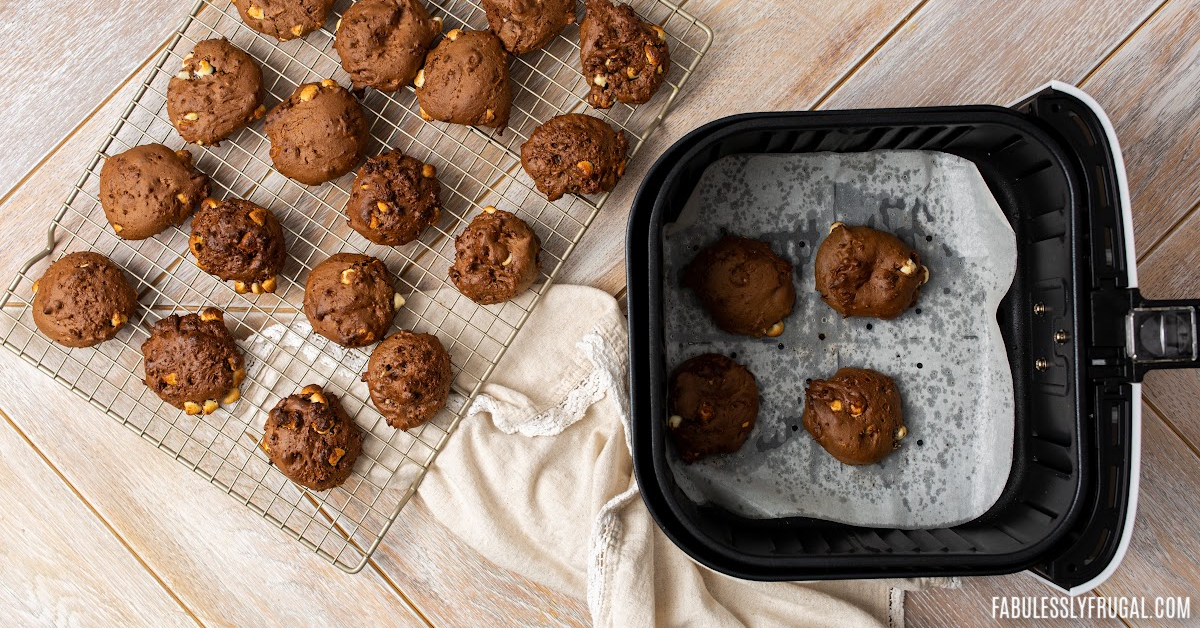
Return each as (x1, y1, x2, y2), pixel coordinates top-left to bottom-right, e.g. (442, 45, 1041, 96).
(417, 285, 936, 627)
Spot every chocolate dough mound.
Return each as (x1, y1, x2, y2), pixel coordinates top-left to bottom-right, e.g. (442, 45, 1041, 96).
(814, 222, 928, 319)
(483, 0, 576, 54)
(803, 367, 907, 466)
(683, 235, 796, 338)
(414, 29, 512, 129)
(33, 252, 138, 348)
(167, 38, 265, 146)
(263, 384, 364, 491)
(448, 208, 541, 305)
(265, 79, 370, 185)
(334, 0, 441, 91)
(189, 198, 287, 295)
(345, 149, 441, 245)
(142, 307, 246, 414)
(364, 331, 452, 430)
(520, 113, 628, 202)
(233, 0, 334, 41)
(99, 144, 209, 240)
(579, 0, 670, 109)
(303, 253, 398, 347)
(667, 353, 759, 463)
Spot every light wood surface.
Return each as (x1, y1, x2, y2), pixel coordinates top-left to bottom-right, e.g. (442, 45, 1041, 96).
(3, 0, 1200, 627)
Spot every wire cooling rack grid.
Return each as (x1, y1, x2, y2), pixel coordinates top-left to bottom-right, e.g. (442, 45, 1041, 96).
(0, 0, 711, 573)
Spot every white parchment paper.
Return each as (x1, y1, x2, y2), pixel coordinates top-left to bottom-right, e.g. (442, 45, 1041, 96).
(662, 151, 1017, 528)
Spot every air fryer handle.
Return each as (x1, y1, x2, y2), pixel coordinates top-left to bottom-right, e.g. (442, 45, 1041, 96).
(1128, 297, 1200, 374)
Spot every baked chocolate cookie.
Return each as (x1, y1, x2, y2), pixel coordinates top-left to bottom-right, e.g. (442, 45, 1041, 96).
(683, 235, 796, 338)
(803, 367, 907, 465)
(483, 0, 576, 54)
(448, 207, 541, 304)
(262, 384, 364, 491)
(667, 353, 758, 463)
(814, 223, 928, 319)
(303, 253, 398, 347)
(99, 144, 209, 240)
(580, 0, 670, 109)
(520, 113, 628, 202)
(265, 79, 370, 185)
(189, 198, 287, 295)
(345, 150, 441, 245)
(414, 29, 512, 129)
(364, 331, 452, 430)
(142, 307, 246, 415)
(233, 0, 334, 41)
(167, 38, 265, 146)
(334, 0, 441, 91)
(32, 252, 138, 348)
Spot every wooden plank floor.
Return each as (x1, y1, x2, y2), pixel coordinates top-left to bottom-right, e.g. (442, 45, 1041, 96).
(2, 1, 1199, 626)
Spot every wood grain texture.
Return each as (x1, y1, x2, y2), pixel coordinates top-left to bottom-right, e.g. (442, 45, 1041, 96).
(0, 357, 429, 628)
(0, 415, 199, 628)
(820, 0, 1165, 109)
(906, 574, 1124, 628)
(1081, 0, 1200, 259)
(555, 0, 924, 292)
(0, 1, 189, 198)
(1093, 405, 1200, 628)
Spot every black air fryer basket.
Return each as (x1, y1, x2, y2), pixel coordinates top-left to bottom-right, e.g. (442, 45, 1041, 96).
(626, 84, 1199, 592)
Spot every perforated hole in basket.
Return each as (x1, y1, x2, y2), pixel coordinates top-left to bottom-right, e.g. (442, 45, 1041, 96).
(0, 0, 711, 572)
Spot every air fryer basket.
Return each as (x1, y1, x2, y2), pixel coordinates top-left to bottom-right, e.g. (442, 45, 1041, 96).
(627, 87, 1198, 590)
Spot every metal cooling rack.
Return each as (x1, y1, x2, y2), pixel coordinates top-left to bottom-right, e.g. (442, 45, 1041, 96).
(0, 0, 710, 573)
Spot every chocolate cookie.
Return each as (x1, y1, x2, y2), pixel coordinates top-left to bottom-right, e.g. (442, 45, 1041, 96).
(265, 79, 370, 185)
(579, 0, 670, 109)
(334, 0, 441, 91)
(814, 223, 928, 319)
(99, 144, 209, 240)
(803, 367, 907, 465)
(448, 207, 541, 304)
(32, 252, 138, 348)
(142, 307, 246, 415)
(483, 0, 576, 54)
(189, 198, 287, 295)
(683, 235, 796, 338)
(520, 113, 628, 202)
(262, 384, 364, 491)
(233, 0, 334, 41)
(345, 150, 441, 245)
(414, 29, 512, 129)
(667, 353, 758, 463)
(364, 331, 452, 430)
(167, 38, 266, 146)
(303, 253, 398, 347)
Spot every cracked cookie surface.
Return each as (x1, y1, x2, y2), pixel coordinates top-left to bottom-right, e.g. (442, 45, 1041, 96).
(263, 385, 364, 490)
(142, 307, 245, 414)
(33, 252, 138, 348)
(167, 38, 265, 145)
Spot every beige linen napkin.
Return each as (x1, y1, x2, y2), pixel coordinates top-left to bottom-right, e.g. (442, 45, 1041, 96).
(417, 285, 936, 627)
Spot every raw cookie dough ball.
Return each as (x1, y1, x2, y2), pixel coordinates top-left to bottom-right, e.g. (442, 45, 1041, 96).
(345, 149, 441, 245)
(667, 353, 759, 463)
(579, 0, 670, 109)
(334, 0, 442, 91)
(483, 0, 576, 54)
(448, 207, 541, 305)
(265, 79, 370, 185)
(520, 113, 628, 202)
(167, 38, 265, 146)
(189, 198, 287, 295)
(233, 0, 334, 41)
(142, 307, 246, 414)
(32, 252, 138, 348)
(814, 222, 928, 319)
(803, 367, 907, 465)
(414, 29, 512, 129)
(303, 253, 398, 347)
(99, 144, 209, 240)
(683, 235, 796, 338)
(364, 331, 452, 430)
(262, 384, 364, 491)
